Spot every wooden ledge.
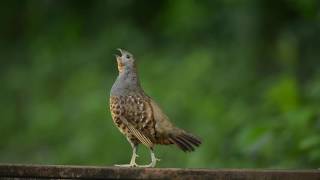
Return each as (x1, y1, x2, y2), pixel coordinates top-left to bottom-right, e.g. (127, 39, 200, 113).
(0, 164, 319, 179)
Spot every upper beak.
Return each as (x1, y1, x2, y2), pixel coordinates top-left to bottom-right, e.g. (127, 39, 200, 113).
(115, 48, 123, 60)
(117, 48, 123, 55)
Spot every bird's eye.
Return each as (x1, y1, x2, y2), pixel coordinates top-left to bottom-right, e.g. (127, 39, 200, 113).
(126, 55, 130, 59)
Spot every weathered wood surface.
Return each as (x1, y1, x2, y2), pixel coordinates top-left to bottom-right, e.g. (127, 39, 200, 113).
(0, 164, 319, 179)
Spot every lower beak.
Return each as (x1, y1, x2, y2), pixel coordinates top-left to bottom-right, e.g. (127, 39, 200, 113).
(114, 54, 120, 59)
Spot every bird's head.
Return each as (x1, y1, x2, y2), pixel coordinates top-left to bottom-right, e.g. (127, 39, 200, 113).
(115, 48, 135, 73)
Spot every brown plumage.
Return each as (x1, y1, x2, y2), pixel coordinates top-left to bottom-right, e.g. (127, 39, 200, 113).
(109, 49, 201, 167)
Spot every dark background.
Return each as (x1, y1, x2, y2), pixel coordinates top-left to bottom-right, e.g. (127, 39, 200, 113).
(1, 0, 320, 168)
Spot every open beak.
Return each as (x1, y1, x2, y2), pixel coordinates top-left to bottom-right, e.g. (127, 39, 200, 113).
(117, 48, 123, 55)
(114, 48, 123, 60)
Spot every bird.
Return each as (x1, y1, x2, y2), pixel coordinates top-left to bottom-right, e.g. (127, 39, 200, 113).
(109, 49, 201, 167)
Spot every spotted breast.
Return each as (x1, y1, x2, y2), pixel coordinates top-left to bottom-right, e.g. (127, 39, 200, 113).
(110, 94, 156, 144)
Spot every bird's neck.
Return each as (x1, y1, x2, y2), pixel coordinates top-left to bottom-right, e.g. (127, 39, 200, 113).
(111, 66, 142, 96)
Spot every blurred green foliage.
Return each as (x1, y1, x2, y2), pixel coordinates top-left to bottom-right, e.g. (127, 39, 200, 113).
(0, 0, 320, 168)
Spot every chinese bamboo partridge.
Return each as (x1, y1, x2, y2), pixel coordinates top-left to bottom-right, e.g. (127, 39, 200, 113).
(109, 49, 201, 167)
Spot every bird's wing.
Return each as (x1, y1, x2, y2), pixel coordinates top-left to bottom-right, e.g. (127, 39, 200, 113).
(120, 95, 155, 148)
(149, 99, 175, 134)
(119, 116, 153, 147)
(149, 98, 202, 151)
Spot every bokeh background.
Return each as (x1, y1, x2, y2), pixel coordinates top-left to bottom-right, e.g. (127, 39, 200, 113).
(1, 0, 320, 168)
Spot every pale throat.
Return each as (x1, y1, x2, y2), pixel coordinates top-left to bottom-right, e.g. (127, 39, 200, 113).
(119, 65, 139, 85)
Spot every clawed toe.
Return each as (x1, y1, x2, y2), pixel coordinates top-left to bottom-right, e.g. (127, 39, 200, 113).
(115, 149, 159, 168)
(114, 163, 138, 167)
(115, 162, 156, 168)
(134, 163, 156, 168)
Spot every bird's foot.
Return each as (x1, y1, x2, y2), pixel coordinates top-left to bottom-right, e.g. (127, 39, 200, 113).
(136, 157, 160, 168)
(114, 162, 138, 167)
(115, 152, 140, 167)
(135, 162, 156, 168)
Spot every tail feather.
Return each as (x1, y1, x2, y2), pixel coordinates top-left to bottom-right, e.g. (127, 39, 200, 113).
(169, 136, 190, 152)
(169, 131, 202, 152)
(176, 136, 195, 151)
(181, 134, 201, 146)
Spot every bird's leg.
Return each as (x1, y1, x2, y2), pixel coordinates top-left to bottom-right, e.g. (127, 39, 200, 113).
(137, 148, 160, 168)
(129, 144, 139, 165)
(115, 141, 139, 167)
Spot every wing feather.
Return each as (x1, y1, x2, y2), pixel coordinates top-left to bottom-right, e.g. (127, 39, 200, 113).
(119, 115, 153, 147)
